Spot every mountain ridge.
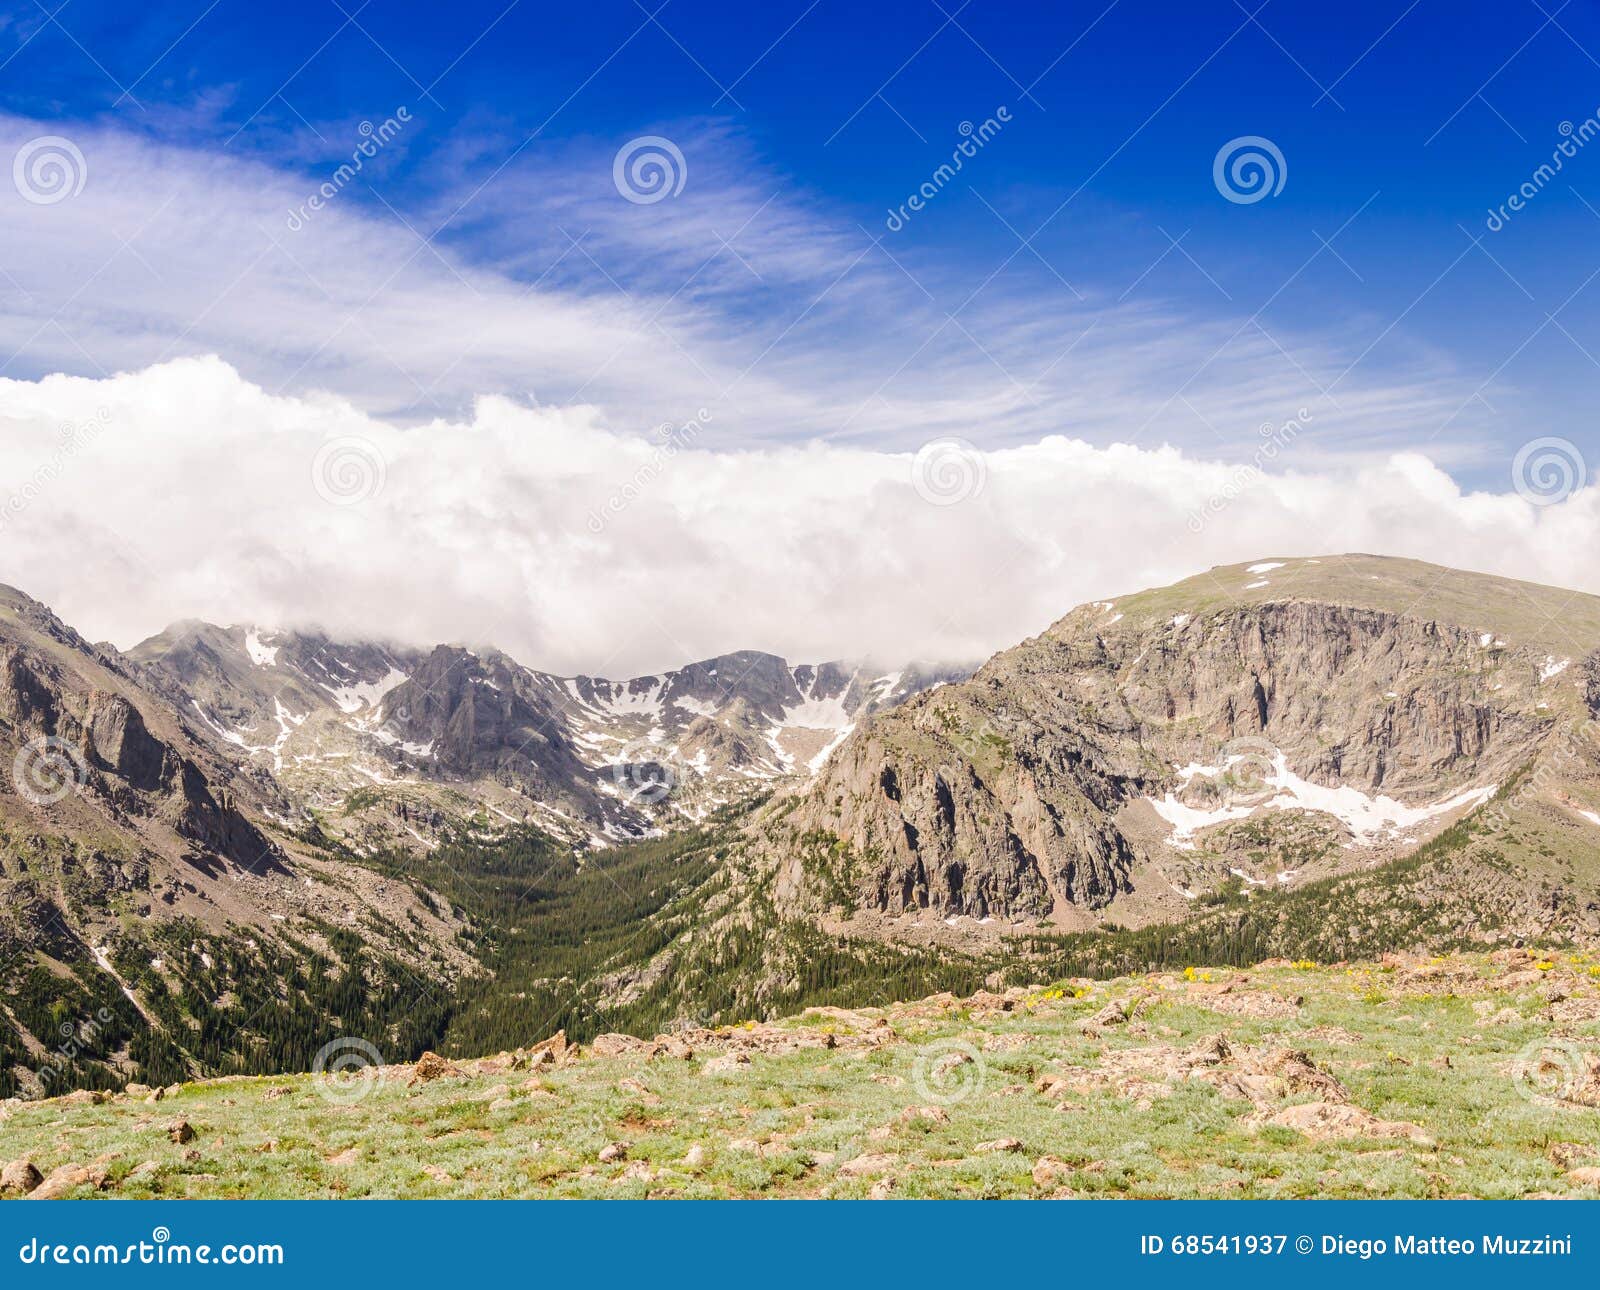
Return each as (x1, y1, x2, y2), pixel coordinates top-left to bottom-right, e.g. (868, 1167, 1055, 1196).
(746, 553, 1600, 938)
(8, 553, 1600, 1100)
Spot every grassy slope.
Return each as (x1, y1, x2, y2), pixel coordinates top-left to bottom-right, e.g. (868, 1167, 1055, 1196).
(6, 948, 1600, 1199)
(1091, 553, 1600, 653)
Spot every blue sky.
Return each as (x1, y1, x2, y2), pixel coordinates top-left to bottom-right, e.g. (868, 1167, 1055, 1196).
(7, 2, 1600, 665)
(4, 0, 1599, 483)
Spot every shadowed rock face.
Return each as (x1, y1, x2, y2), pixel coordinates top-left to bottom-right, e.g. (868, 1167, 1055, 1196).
(378, 645, 594, 790)
(0, 593, 283, 874)
(760, 557, 1600, 929)
(88, 693, 167, 792)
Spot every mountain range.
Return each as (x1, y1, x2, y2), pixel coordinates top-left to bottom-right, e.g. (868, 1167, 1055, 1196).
(6, 553, 1600, 1097)
(125, 619, 961, 850)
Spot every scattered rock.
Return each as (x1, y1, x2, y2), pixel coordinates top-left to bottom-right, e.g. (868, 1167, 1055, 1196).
(1257, 1101, 1431, 1146)
(325, 1147, 360, 1166)
(1567, 1167, 1600, 1187)
(60, 1089, 107, 1106)
(868, 1176, 898, 1199)
(702, 1052, 752, 1076)
(932, 1050, 973, 1077)
(838, 1153, 897, 1177)
(167, 1120, 195, 1144)
(975, 1137, 1024, 1154)
(1031, 1156, 1070, 1188)
(591, 1034, 659, 1058)
(1080, 997, 1137, 1033)
(408, 1052, 464, 1085)
(422, 1164, 452, 1183)
(124, 1083, 152, 1097)
(263, 1086, 295, 1101)
(598, 1142, 629, 1164)
(1549, 1142, 1597, 1170)
(899, 1105, 949, 1125)
(1191, 988, 1303, 1020)
(126, 1161, 160, 1182)
(683, 1144, 706, 1168)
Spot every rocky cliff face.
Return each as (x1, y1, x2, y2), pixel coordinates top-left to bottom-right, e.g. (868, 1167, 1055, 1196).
(760, 556, 1600, 934)
(0, 594, 280, 873)
(133, 615, 958, 848)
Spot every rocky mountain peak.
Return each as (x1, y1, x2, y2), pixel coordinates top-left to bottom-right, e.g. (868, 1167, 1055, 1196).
(756, 554, 1600, 937)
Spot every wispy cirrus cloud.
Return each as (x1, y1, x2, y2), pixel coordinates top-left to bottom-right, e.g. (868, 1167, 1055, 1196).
(0, 111, 1504, 465)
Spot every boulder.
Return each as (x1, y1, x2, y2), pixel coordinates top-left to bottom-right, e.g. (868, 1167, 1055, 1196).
(0, 1160, 43, 1196)
(1032, 1155, 1070, 1188)
(28, 1163, 108, 1200)
(407, 1052, 463, 1085)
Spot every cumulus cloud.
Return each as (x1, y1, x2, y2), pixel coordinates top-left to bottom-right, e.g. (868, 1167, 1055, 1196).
(0, 357, 1591, 677)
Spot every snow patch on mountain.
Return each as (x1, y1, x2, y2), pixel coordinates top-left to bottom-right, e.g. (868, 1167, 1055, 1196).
(1147, 752, 1496, 850)
(326, 665, 409, 713)
(244, 629, 279, 667)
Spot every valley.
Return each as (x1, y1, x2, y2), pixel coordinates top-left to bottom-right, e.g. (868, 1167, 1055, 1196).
(6, 553, 1600, 1107)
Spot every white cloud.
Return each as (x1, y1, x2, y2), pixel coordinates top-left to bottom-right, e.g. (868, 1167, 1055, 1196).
(0, 112, 1502, 460)
(0, 357, 1593, 677)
